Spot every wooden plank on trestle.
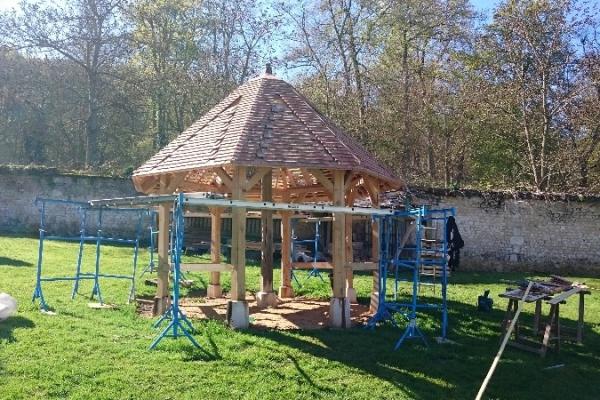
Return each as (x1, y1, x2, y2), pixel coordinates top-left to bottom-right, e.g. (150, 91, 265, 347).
(547, 287, 581, 305)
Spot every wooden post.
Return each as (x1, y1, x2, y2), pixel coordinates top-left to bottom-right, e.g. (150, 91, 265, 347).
(257, 169, 277, 308)
(329, 169, 350, 328)
(278, 209, 294, 298)
(345, 193, 357, 303)
(153, 201, 171, 315)
(207, 207, 223, 298)
(278, 185, 293, 298)
(369, 186, 380, 313)
(577, 292, 584, 344)
(227, 166, 249, 328)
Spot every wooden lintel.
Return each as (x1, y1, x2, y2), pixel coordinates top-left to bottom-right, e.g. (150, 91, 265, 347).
(345, 262, 377, 271)
(214, 167, 233, 189)
(308, 169, 334, 194)
(292, 262, 333, 270)
(180, 263, 234, 272)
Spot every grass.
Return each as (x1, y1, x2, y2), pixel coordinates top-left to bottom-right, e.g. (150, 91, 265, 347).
(0, 234, 599, 399)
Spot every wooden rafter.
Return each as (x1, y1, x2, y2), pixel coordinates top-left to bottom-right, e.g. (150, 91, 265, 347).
(307, 168, 334, 194)
(243, 167, 271, 191)
(214, 167, 233, 190)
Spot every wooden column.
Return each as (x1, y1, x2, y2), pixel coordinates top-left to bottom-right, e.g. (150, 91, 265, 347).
(257, 170, 277, 308)
(278, 209, 294, 298)
(207, 207, 223, 298)
(329, 170, 350, 328)
(153, 201, 171, 315)
(227, 166, 249, 328)
(345, 192, 357, 303)
(369, 186, 380, 314)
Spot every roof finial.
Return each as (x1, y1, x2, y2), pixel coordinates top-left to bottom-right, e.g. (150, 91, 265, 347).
(265, 63, 272, 75)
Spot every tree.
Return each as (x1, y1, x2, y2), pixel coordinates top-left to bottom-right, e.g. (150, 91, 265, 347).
(475, 0, 588, 190)
(1, 0, 128, 168)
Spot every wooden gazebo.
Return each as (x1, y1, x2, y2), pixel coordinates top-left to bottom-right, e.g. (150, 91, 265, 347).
(132, 66, 403, 328)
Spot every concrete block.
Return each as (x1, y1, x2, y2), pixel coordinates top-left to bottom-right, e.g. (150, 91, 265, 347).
(328, 297, 351, 328)
(256, 291, 278, 308)
(227, 300, 249, 329)
(346, 287, 358, 303)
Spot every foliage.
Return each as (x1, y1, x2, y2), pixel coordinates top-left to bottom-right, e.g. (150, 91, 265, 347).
(0, 0, 599, 191)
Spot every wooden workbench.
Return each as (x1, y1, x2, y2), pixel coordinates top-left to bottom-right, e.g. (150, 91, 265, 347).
(499, 280, 590, 357)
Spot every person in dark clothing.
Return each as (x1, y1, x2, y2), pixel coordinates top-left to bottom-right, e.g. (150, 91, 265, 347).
(446, 216, 464, 271)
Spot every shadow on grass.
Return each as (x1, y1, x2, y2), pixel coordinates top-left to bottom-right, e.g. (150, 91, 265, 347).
(0, 315, 35, 343)
(182, 326, 223, 362)
(0, 256, 33, 267)
(238, 295, 600, 400)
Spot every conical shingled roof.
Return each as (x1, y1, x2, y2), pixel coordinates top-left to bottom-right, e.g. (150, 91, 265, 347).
(132, 72, 402, 198)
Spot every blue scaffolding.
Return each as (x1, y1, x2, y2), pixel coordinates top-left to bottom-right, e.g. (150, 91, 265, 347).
(291, 217, 326, 284)
(149, 193, 201, 350)
(367, 206, 455, 349)
(32, 198, 150, 311)
(140, 211, 158, 276)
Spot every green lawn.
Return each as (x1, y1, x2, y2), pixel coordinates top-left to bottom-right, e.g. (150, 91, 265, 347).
(0, 235, 599, 400)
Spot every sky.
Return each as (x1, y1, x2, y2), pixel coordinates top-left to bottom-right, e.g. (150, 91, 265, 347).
(0, 0, 501, 13)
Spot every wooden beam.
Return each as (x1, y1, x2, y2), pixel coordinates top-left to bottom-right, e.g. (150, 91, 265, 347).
(344, 171, 357, 191)
(214, 167, 233, 190)
(155, 192, 171, 315)
(308, 168, 334, 194)
(230, 166, 246, 301)
(332, 170, 346, 298)
(164, 172, 188, 193)
(208, 207, 223, 297)
(345, 262, 377, 271)
(278, 187, 293, 298)
(345, 190, 356, 301)
(181, 263, 233, 272)
(244, 167, 271, 191)
(140, 176, 159, 193)
(260, 169, 274, 294)
(369, 183, 380, 314)
(362, 176, 381, 206)
(292, 262, 333, 270)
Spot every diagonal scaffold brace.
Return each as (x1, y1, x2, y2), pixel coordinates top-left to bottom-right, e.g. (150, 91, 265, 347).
(149, 193, 201, 350)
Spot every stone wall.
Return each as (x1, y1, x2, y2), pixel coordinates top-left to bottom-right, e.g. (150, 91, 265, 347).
(1, 168, 599, 273)
(411, 190, 600, 274)
(0, 167, 140, 237)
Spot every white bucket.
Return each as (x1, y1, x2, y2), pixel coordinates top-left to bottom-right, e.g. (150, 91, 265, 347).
(0, 293, 17, 320)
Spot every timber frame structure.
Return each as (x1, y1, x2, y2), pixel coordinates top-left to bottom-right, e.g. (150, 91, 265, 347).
(129, 65, 404, 328)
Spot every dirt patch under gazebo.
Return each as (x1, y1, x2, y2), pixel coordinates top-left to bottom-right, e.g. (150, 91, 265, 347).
(138, 296, 372, 330)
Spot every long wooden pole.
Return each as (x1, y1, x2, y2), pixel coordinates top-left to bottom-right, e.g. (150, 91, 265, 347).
(475, 281, 534, 400)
